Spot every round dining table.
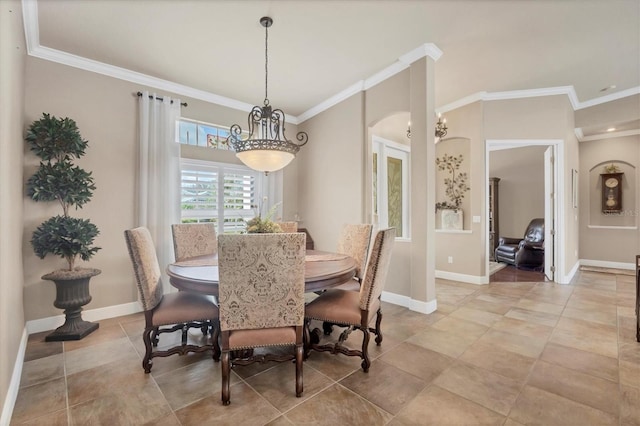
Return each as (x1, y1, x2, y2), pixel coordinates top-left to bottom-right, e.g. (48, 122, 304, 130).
(167, 250, 357, 296)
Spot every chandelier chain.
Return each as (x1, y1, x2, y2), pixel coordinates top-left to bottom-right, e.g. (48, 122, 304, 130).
(264, 21, 269, 105)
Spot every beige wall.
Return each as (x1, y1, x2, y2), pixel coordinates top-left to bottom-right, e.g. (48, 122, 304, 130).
(435, 101, 485, 277)
(490, 145, 546, 238)
(0, 0, 26, 416)
(22, 57, 300, 321)
(579, 135, 640, 263)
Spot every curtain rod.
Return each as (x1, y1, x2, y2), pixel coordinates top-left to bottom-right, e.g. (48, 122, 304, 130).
(136, 91, 188, 107)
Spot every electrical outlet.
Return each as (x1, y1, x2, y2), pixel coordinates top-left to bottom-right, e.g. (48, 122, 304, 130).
(448, 256, 453, 264)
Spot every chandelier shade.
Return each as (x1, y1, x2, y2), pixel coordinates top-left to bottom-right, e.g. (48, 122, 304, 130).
(227, 16, 308, 174)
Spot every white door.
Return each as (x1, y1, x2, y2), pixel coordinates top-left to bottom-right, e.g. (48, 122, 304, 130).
(544, 146, 555, 281)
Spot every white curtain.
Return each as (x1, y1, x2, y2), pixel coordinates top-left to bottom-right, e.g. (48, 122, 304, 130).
(138, 91, 181, 292)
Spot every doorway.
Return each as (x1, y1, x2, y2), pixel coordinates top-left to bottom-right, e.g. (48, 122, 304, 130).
(486, 140, 564, 283)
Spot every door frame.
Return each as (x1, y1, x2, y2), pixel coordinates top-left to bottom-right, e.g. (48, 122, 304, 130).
(485, 139, 565, 283)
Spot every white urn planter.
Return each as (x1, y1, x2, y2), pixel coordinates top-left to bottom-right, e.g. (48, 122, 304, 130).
(440, 209, 463, 230)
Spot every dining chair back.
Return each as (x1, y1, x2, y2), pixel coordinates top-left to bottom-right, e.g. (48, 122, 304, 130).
(336, 223, 373, 282)
(276, 221, 298, 233)
(171, 223, 217, 261)
(124, 227, 220, 373)
(217, 232, 306, 405)
(304, 227, 395, 372)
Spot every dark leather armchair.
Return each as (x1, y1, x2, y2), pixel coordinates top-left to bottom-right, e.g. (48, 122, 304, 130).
(494, 218, 544, 269)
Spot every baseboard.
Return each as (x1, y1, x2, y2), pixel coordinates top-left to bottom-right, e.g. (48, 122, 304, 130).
(381, 291, 438, 314)
(580, 259, 635, 271)
(562, 260, 580, 284)
(435, 270, 489, 285)
(1, 328, 28, 426)
(26, 301, 142, 335)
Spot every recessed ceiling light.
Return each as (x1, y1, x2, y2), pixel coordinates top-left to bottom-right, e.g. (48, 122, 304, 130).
(607, 127, 616, 132)
(600, 85, 617, 92)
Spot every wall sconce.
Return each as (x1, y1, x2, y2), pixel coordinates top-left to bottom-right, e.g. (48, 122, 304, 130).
(435, 113, 448, 138)
(407, 122, 411, 139)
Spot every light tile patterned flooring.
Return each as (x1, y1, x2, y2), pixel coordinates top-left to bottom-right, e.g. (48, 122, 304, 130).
(11, 271, 640, 425)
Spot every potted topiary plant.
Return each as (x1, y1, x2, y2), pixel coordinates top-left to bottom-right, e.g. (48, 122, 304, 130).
(26, 113, 101, 341)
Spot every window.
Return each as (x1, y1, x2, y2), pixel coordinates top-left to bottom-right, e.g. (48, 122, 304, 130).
(180, 159, 263, 234)
(177, 119, 238, 150)
(372, 136, 410, 239)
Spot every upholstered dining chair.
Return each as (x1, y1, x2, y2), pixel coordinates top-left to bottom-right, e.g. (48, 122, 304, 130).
(333, 223, 373, 291)
(217, 233, 306, 405)
(171, 223, 217, 262)
(276, 221, 298, 233)
(124, 227, 220, 373)
(304, 228, 395, 372)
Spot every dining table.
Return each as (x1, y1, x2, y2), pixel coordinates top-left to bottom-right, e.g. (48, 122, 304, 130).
(167, 250, 357, 296)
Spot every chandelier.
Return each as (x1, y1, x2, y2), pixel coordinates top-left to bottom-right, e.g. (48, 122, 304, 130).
(227, 17, 308, 174)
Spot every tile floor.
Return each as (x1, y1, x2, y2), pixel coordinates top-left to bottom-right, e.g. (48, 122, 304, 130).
(11, 271, 640, 425)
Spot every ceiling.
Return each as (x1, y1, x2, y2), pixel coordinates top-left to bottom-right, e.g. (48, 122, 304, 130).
(28, 0, 640, 126)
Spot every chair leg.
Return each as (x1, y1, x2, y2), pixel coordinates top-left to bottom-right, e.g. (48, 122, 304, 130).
(374, 308, 383, 345)
(142, 327, 154, 373)
(151, 327, 159, 347)
(295, 344, 304, 397)
(360, 327, 371, 373)
(211, 320, 221, 362)
(221, 351, 231, 405)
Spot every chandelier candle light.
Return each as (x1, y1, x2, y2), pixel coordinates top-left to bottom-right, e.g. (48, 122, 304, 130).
(435, 113, 448, 139)
(227, 16, 308, 174)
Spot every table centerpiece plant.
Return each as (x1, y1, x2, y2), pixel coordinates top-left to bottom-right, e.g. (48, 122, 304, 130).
(26, 113, 101, 341)
(245, 198, 283, 233)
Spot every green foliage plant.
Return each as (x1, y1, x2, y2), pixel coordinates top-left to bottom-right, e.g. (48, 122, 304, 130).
(245, 201, 283, 233)
(26, 113, 101, 271)
(435, 153, 470, 211)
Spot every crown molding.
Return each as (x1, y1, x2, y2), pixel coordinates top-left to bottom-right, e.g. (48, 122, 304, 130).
(577, 128, 640, 142)
(298, 43, 443, 123)
(575, 86, 640, 110)
(20, 0, 640, 127)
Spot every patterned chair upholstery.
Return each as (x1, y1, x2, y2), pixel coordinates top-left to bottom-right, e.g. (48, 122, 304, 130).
(334, 224, 373, 290)
(304, 228, 395, 372)
(217, 233, 306, 405)
(171, 223, 217, 262)
(124, 227, 220, 373)
(276, 221, 298, 233)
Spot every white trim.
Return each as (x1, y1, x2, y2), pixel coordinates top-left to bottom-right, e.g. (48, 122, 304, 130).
(578, 129, 640, 142)
(399, 43, 444, 64)
(21, 0, 39, 53)
(0, 328, 28, 426)
(380, 291, 438, 314)
(381, 291, 411, 308)
(296, 80, 365, 123)
(575, 86, 640, 110)
(563, 260, 580, 284)
(574, 128, 585, 140)
(435, 270, 489, 285)
(26, 302, 142, 335)
(364, 62, 409, 91)
(580, 259, 635, 271)
(410, 298, 438, 315)
(587, 225, 638, 230)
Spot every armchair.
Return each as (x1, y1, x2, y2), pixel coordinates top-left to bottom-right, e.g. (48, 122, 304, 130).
(494, 218, 544, 269)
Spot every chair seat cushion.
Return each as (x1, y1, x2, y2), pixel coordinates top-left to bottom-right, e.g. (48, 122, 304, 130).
(152, 292, 219, 326)
(496, 244, 518, 255)
(305, 289, 379, 326)
(228, 327, 297, 350)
